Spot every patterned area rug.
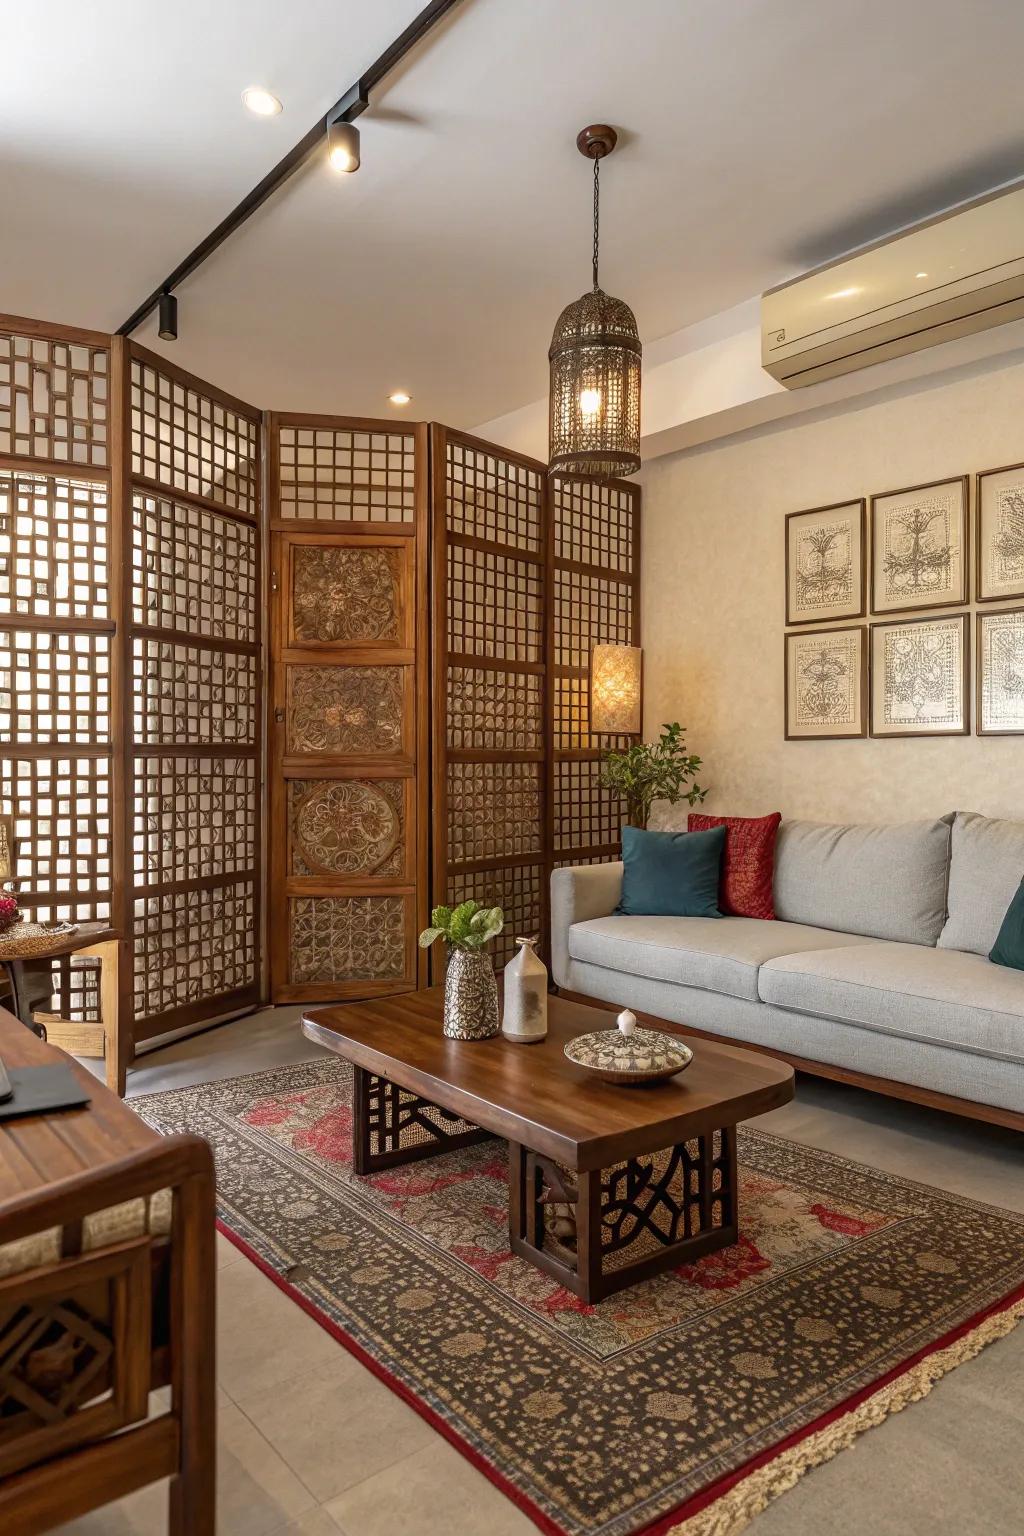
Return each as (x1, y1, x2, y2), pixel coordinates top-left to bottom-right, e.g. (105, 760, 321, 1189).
(136, 1059, 1024, 1536)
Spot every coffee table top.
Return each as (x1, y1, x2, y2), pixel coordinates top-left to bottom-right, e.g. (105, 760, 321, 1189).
(302, 987, 794, 1170)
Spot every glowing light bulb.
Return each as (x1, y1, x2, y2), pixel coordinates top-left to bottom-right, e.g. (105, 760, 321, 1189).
(388, 391, 411, 406)
(329, 145, 357, 172)
(579, 387, 601, 416)
(242, 87, 282, 117)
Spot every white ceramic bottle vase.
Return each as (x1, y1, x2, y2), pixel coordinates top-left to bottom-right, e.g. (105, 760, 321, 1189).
(502, 937, 548, 1043)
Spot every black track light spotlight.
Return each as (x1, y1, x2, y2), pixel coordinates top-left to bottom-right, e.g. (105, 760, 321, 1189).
(158, 292, 178, 341)
(327, 118, 361, 174)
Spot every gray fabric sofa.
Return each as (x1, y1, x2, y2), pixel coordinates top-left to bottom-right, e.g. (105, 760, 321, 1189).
(550, 811, 1024, 1123)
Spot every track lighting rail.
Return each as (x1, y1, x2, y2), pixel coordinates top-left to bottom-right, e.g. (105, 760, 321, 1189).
(116, 0, 464, 336)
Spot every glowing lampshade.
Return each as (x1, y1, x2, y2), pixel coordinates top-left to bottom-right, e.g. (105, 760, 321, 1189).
(591, 644, 642, 735)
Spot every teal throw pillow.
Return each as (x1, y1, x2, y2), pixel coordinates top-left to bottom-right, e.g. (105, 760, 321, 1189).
(989, 878, 1024, 971)
(616, 824, 726, 919)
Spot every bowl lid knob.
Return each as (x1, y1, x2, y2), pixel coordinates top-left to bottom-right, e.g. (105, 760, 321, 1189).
(617, 1008, 638, 1037)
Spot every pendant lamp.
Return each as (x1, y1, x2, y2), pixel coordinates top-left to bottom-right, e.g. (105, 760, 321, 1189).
(549, 125, 641, 480)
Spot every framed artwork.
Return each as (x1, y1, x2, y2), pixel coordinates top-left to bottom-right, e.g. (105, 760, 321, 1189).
(785, 499, 866, 625)
(870, 475, 968, 615)
(870, 612, 969, 738)
(784, 625, 867, 740)
(977, 607, 1024, 735)
(976, 462, 1024, 603)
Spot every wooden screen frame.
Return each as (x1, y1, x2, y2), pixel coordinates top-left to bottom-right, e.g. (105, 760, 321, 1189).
(430, 425, 553, 970)
(266, 412, 430, 1003)
(123, 341, 263, 1041)
(550, 475, 642, 870)
(0, 312, 127, 1059)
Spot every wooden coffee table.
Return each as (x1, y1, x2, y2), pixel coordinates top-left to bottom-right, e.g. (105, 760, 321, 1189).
(302, 987, 794, 1303)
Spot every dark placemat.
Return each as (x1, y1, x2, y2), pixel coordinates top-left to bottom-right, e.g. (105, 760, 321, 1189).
(0, 1064, 91, 1121)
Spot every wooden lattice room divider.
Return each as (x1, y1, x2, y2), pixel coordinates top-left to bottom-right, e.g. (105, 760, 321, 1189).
(2, 307, 638, 1051)
(431, 427, 550, 968)
(0, 315, 118, 1024)
(125, 344, 262, 1040)
(551, 476, 641, 870)
(431, 427, 640, 969)
(266, 413, 430, 1003)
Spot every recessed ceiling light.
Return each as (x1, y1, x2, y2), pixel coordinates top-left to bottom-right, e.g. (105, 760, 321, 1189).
(388, 391, 411, 406)
(916, 271, 929, 279)
(242, 86, 282, 117)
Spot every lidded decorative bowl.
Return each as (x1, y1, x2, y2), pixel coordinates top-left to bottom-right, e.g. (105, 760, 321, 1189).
(563, 1009, 693, 1085)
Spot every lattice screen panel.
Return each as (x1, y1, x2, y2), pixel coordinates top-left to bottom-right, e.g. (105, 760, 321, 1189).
(127, 344, 261, 1036)
(0, 753, 112, 921)
(288, 895, 407, 985)
(134, 756, 258, 887)
(0, 629, 111, 744)
(0, 471, 109, 620)
(434, 428, 549, 965)
(131, 357, 258, 515)
(133, 881, 258, 1020)
(276, 425, 416, 522)
(551, 477, 639, 865)
(132, 491, 257, 641)
(0, 328, 108, 467)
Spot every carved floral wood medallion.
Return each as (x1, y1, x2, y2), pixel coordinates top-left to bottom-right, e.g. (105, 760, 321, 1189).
(289, 894, 406, 983)
(287, 666, 404, 755)
(292, 546, 400, 644)
(290, 779, 404, 877)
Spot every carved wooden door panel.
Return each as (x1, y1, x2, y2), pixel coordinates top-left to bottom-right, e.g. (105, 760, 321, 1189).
(267, 415, 428, 1003)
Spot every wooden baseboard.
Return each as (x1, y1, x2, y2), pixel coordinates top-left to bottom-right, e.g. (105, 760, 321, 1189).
(557, 989, 1024, 1134)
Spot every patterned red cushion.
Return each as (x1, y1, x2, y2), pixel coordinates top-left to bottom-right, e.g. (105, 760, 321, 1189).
(687, 812, 782, 920)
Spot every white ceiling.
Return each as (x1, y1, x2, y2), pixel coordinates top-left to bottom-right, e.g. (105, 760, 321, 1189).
(4, 0, 1024, 427)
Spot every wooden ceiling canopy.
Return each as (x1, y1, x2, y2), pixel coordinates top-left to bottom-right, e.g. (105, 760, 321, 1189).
(0, 309, 640, 1069)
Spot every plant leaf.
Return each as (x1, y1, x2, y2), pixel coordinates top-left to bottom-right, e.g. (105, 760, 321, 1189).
(430, 905, 452, 931)
(418, 927, 444, 948)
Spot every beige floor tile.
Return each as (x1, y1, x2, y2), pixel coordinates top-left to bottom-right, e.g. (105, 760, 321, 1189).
(277, 1510, 347, 1536)
(237, 1352, 437, 1502)
(324, 1439, 538, 1536)
(216, 1248, 343, 1401)
(54, 1401, 316, 1536)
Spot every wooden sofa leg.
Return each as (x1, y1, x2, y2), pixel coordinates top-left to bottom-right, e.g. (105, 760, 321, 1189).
(168, 1165, 217, 1534)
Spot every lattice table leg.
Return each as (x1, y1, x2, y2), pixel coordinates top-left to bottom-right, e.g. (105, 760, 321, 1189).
(510, 1128, 739, 1303)
(351, 1066, 491, 1175)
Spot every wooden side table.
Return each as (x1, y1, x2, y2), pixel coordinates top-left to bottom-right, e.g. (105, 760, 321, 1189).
(0, 923, 128, 1096)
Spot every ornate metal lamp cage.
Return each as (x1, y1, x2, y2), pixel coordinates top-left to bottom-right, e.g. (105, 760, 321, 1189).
(549, 125, 641, 480)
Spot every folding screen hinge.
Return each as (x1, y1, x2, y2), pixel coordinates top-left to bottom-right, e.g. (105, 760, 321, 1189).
(270, 568, 279, 592)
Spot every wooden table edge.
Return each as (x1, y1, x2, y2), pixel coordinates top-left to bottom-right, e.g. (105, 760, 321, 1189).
(301, 1012, 796, 1171)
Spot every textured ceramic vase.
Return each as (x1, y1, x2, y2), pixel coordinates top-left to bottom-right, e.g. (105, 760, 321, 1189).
(443, 947, 500, 1040)
(502, 937, 548, 1043)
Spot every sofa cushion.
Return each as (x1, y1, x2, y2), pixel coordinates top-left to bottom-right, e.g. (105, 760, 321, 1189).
(567, 916, 870, 1003)
(617, 824, 725, 918)
(758, 942, 1024, 1064)
(938, 811, 1024, 956)
(991, 878, 1024, 972)
(688, 811, 782, 920)
(773, 816, 952, 945)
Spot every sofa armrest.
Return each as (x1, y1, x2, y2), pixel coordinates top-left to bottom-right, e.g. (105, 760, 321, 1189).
(550, 862, 623, 989)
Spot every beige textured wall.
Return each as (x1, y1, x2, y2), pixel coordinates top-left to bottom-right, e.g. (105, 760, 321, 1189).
(640, 352, 1024, 826)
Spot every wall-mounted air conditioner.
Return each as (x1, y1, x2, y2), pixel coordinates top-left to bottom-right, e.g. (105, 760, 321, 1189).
(762, 181, 1024, 388)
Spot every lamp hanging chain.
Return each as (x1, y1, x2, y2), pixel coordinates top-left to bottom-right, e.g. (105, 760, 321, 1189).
(592, 155, 601, 291)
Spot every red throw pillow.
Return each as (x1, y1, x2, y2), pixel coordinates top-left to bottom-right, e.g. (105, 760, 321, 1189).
(687, 812, 782, 920)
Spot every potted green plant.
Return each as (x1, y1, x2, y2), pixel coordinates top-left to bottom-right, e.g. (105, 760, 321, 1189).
(419, 900, 504, 1039)
(599, 721, 707, 830)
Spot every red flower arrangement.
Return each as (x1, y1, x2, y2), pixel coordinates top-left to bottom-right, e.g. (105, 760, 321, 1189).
(0, 894, 20, 934)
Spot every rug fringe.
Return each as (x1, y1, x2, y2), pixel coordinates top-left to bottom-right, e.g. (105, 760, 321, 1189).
(667, 1295, 1024, 1536)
